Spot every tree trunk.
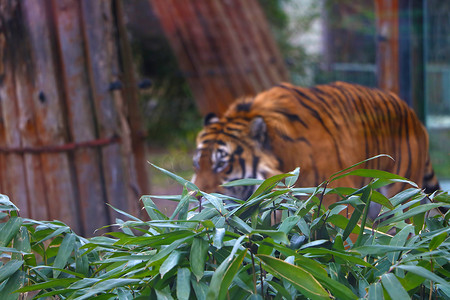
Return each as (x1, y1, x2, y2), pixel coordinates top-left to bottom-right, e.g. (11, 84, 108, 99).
(150, 0, 290, 116)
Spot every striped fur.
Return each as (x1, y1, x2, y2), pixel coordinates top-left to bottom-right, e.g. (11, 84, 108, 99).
(192, 81, 440, 210)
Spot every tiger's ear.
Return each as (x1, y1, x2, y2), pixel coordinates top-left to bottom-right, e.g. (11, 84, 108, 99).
(204, 113, 219, 126)
(250, 116, 268, 147)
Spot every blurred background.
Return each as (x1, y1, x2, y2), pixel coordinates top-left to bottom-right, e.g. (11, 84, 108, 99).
(0, 0, 448, 235)
(131, 0, 449, 195)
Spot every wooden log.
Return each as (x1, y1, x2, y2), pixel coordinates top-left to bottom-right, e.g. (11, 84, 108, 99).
(52, 0, 109, 235)
(21, 0, 80, 231)
(150, 0, 290, 115)
(80, 0, 139, 221)
(0, 47, 31, 217)
(114, 0, 151, 217)
(0, 1, 51, 221)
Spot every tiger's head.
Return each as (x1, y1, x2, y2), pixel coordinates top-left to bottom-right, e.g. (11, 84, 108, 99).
(192, 101, 281, 200)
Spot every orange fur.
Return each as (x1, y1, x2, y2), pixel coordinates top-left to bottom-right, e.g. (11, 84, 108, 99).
(192, 82, 438, 212)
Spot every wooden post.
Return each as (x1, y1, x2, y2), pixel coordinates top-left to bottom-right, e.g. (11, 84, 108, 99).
(0, 0, 148, 236)
(150, 0, 290, 116)
(375, 0, 400, 95)
(375, 0, 426, 119)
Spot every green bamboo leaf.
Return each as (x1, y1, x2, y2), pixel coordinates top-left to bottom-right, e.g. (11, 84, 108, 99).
(354, 245, 414, 255)
(429, 232, 448, 251)
(0, 270, 25, 300)
(257, 254, 330, 299)
(16, 278, 80, 293)
(75, 242, 89, 276)
(200, 192, 225, 215)
(299, 248, 372, 268)
(285, 167, 300, 187)
(0, 260, 23, 283)
(227, 216, 252, 234)
(396, 265, 450, 288)
(190, 207, 220, 222)
(35, 226, 71, 245)
(170, 188, 192, 220)
(145, 238, 191, 266)
(0, 194, 19, 211)
(296, 217, 310, 237)
(399, 262, 428, 291)
(388, 225, 414, 263)
(176, 268, 191, 300)
(367, 282, 383, 299)
(155, 287, 174, 300)
(53, 233, 76, 278)
(333, 168, 417, 188)
(107, 204, 142, 222)
(293, 255, 358, 300)
(437, 283, 450, 297)
(36, 289, 79, 299)
(141, 196, 168, 221)
(160, 250, 181, 278)
(150, 163, 198, 191)
(369, 190, 394, 210)
(0, 217, 23, 247)
(213, 228, 225, 249)
(190, 237, 209, 281)
(248, 173, 294, 201)
(206, 236, 246, 300)
(278, 215, 301, 234)
(12, 226, 31, 258)
(69, 278, 101, 289)
(257, 237, 275, 256)
(251, 230, 289, 244)
(378, 203, 443, 227)
(115, 230, 194, 247)
(191, 278, 208, 300)
(268, 280, 292, 300)
(72, 279, 141, 300)
(332, 234, 345, 251)
(294, 255, 328, 278)
(342, 204, 363, 241)
(218, 249, 248, 300)
(221, 178, 264, 187)
(328, 154, 393, 181)
(381, 273, 410, 300)
(389, 188, 421, 206)
(0, 247, 27, 255)
(326, 214, 361, 234)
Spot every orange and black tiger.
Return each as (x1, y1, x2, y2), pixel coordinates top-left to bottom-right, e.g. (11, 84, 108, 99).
(192, 81, 441, 214)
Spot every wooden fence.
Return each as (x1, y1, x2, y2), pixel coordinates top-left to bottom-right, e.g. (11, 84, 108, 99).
(0, 0, 149, 236)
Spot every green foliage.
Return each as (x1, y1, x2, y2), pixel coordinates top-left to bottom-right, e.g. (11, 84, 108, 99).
(1, 161, 450, 299)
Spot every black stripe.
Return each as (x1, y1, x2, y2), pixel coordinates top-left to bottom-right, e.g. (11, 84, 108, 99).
(423, 170, 435, 182)
(252, 156, 260, 178)
(236, 102, 252, 112)
(275, 109, 309, 128)
(423, 183, 440, 194)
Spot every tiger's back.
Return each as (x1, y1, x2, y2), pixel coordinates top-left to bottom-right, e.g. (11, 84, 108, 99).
(192, 81, 439, 209)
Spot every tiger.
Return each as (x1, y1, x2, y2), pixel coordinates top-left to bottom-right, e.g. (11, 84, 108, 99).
(191, 81, 441, 217)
